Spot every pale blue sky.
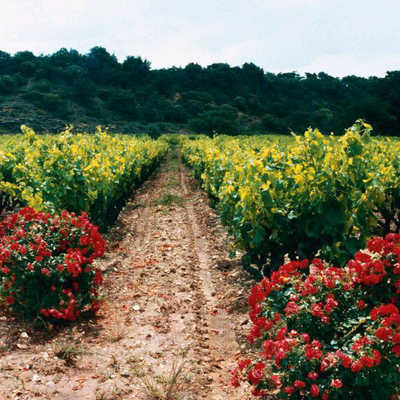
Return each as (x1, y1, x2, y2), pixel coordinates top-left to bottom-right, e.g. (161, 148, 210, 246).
(1, 0, 399, 77)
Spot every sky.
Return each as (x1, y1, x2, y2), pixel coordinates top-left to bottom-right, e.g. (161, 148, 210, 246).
(0, 0, 400, 78)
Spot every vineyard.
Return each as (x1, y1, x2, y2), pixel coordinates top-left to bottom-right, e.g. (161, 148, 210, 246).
(182, 122, 400, 277)
(0, 127, 168, 228)
(1, 123, 400, 399)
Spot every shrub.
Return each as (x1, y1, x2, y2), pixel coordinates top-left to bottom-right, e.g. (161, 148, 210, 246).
(0, 207, 105, 322)
(233, 234, 400, 399)
(0, 75, 17, 94)
(23, 90, 63, 112)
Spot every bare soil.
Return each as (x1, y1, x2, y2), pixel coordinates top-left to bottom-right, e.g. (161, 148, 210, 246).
(0, 148, 255, 400)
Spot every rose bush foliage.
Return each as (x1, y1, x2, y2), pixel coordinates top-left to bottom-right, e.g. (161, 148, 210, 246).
(0, 207, 105, 322)
(233, 234, 400, 399)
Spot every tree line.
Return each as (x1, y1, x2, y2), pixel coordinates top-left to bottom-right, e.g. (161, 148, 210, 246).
(0, 46, 399, 135)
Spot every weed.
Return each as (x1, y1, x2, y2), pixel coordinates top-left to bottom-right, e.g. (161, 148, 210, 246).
(107, 314, 129, 343)
(95, 386, 123, 400)
(161, 179, 180, 189)
(55, 340, 88, 364)
(127, 354, 192, 400)
(132, 203, 146, 210)
(155, 193, 186, 207)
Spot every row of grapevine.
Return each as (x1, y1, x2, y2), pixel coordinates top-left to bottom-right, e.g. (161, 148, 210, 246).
(0, 127, 168, 228)
(181, 121, 400, 278)
(0, 127, 168, 323)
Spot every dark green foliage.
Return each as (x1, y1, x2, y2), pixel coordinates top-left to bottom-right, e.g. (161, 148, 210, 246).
(23, 90, 63, 112)
(0, 75, 17, 94)
(1, 47, 400, 135)
(189, 105, 240, 136)
(106, 89, 137, 118)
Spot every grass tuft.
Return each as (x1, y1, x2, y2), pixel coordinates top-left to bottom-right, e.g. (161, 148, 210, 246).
(55, 340, 88, 364)
(127, 354, 192, 400)
(155, 193, 186, 207)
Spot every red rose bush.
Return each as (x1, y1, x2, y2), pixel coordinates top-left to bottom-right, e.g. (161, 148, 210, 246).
(0, 207, 105, 322)
(233, 234, 400, 399)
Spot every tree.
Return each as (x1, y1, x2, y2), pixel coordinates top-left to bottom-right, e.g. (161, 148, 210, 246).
(122, 56, 151, 86)
(107, 89, 138, 119)
(0, 76, 17, 94)
(85, 47, 121, 85)
(72, 78, 98, 105)
(189, 105, 239, 135)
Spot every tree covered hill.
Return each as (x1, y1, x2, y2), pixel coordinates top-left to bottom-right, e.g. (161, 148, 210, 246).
(0, 47, 399, 136)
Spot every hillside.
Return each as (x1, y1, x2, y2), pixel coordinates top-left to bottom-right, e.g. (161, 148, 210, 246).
(0, 47, 399, 135)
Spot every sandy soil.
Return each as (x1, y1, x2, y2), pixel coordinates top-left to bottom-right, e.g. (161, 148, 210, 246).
(0, 148, 255, 400)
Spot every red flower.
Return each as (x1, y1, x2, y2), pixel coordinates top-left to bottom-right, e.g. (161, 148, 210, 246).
(392, 345, 400, 356)
(251, 389, 265, 397)
(310, 384, 319, 397)
(231, 370, 240, 387)
(340, 354, 352, 369)
(284, 386, 295, 394)
(357, 300, 366, 310)
(294, 380, 305, 389)
(322, 390, 330, 400)
(247, 368, 264, 385)
(376, 327, 393, 342)
(374, 350, 381, 365)
(271, 375, 281, 386)
(302, 333, 310, 343)
(285, 301, 299, 316)
(351, 360, 362, 373)
(331, 379, 343, 388)
(360, 355, 374, 368)
(238, 359, 251, 370)
(305, 340, 322, 360)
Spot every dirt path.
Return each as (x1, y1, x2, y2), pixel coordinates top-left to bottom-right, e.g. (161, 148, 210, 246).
(0, 148, 253, 400)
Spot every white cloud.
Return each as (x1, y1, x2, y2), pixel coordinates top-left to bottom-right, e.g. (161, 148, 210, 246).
(293, 54, 400, 78)
(0, 0, 399, 77)
(253, 0, 322, 9)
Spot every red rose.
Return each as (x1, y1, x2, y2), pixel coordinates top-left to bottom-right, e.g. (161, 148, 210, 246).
(351, 360, 362, 373)
(392, 345, 400, 356)
(284, 386, 295, 394)
(294, 380, 305, 389)
(331, 379, 343, 388)
(311, 384, 319, 397)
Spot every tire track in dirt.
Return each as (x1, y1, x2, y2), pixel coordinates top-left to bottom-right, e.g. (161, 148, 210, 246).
(180, 166, 243, 399)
